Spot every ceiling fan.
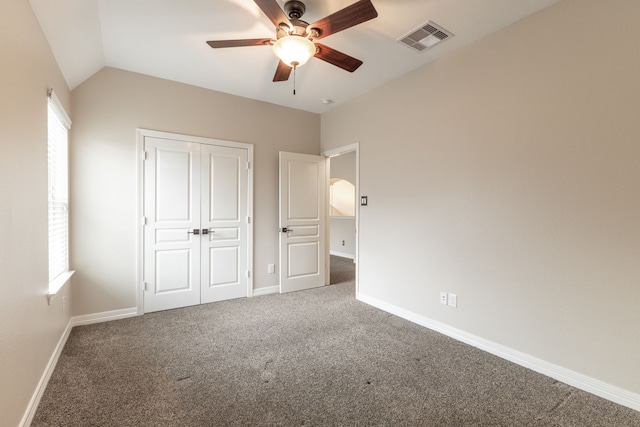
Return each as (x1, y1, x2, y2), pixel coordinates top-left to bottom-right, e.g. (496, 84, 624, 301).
(206, 0, 378, 86)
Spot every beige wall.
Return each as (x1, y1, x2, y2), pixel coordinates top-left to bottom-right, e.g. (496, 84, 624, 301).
(0, 1, 72, 425)
(330, 218, 356, 258)
(330, 151, 356, 184)
(321, 0, 640, 395)
(70, 67, 320, 315)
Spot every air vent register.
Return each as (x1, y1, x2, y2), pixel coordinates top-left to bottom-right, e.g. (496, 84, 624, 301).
(398, 21, 454, 52)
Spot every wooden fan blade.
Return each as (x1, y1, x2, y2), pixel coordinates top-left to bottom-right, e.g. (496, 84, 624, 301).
(273, 60, 292, 82)
(314, 43, 363, 72)
(207, 38, 273, 48)
(254, 0, 291, 28)
(308, 0, 378, 40)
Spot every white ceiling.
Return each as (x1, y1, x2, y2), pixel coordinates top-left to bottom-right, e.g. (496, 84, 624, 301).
(30, 0, 561, 114)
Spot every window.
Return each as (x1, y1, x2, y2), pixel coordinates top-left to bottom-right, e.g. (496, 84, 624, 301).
(47, 89, 72, 295)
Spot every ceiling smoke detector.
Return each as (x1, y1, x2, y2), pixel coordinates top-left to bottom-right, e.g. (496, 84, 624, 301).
(398, 21, 454, 52)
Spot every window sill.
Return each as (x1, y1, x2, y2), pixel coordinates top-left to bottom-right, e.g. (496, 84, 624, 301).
(47, 270, 75, 305)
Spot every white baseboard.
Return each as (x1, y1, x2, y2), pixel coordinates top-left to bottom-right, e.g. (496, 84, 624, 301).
(253, 285, 279, 297)
(330, 251, 355, 260)
(19, 319, 73, 427)
(71, 307, 139, 327)
(357, 292, 640, 413)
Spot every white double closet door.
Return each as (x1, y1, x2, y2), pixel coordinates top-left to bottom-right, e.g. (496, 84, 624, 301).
(143, 135, 250, 313)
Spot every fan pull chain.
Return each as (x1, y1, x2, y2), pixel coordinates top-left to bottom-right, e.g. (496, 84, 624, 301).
(292, 61, 299, 95)
(293, 66, 296, 95)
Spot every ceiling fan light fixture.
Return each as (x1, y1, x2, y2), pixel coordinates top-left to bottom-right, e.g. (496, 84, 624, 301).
(272, 35, 316, 68)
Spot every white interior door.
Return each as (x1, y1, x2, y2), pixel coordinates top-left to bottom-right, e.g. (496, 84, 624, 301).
(143, 132, 251, 312)
(279, 152, 326, 293)
(200, 144, 248, 303)
(144, 137, 201, 312)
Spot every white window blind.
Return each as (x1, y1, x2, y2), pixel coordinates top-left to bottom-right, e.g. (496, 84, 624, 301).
(48, 90, 71, 285)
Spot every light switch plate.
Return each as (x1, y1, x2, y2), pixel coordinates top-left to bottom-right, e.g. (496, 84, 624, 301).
(448, 293, 457, 308)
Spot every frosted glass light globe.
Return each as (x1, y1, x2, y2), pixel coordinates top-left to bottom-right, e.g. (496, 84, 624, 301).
(272, 35, 316, 67)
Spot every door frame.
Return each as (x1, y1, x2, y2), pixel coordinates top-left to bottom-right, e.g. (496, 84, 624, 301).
(322, 143, 360, 296)
(136, 129, 254, 315)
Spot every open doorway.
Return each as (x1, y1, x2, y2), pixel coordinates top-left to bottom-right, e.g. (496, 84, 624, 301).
(323, 144, 359, 290)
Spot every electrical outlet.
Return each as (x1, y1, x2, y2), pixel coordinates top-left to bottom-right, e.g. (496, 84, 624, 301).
(448, 293, 457, 308)
(439, 292, 448, 305)
(342, 240, 345, 246)
(267, 264, 275, 274)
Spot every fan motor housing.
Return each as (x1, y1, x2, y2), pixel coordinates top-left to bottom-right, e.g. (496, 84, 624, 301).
(277, 19, 310, 40)
(284, 1, 306, 19)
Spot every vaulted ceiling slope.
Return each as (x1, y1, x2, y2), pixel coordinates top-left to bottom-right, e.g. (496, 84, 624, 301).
(30, 0, 561, 113)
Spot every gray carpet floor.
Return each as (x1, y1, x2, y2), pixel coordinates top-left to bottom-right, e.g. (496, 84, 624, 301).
(329, 255, 355, 285)
(33, 258, 639, 426)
